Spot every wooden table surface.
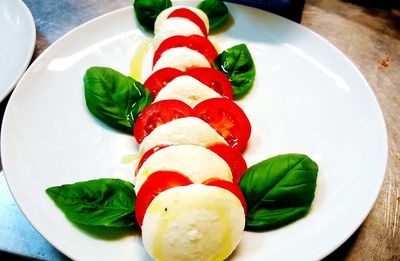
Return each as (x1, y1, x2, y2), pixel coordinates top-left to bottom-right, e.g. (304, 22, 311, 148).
(0, 0, 398, 260)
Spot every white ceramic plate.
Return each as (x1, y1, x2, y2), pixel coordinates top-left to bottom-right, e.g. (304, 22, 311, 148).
(1, 2, 387, 260)
(0, 0, 36, 102)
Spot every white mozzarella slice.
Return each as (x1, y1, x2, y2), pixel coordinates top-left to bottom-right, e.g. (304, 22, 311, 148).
(135, 144, 232, 192)
(139, 117, 227, 155)
(154, 6, 209, 35)
(154, 75, 221, 107)
(142, 184, 245, 261)
(153, 47, 210, 72)
(153, 17, 204, 50)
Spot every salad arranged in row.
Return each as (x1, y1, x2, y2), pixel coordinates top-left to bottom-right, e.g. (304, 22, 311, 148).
(46, 0, 318, 260)
(132, 5, 251, 259)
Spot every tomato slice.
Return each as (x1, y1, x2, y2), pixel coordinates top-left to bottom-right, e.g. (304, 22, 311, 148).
(153, 35, 218, 67)
(186, 68, 233, 99)
(135, 170, 193, 227)
(134, 100, 194, 143)
(207, 143, 247, 184)
(135, 145, 170, 176)
(143, 67, 232, 100)
(194, 98, 251, 151)
(167, 8, 208, 36)
(143, 68, 184, 99)
(202, 178, 247, 214)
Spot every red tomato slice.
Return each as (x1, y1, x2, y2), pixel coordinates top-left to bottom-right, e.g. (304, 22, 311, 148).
(167, 8, 208, 36)
(186, 68, 233, 99)
(135, 170, 193, 227)
(133, 100, 194, 143)
(153, 35, 218, 67)
(202, 178, 247, 214)
(134, 145, 170, 176)
(143, 67, 232, 100)
(194, 98, 251, 151)
(143, 68, 184, 99)
(207, 143, 247, 184)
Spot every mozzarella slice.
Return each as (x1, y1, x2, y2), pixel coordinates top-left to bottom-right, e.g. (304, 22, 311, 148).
(139, 117, 227, 155)
(154, 6, 209, 35)
(153, 17, 204, 50)
(142, 184, 245, 261)
(154, 75, 221, 107)
(153, 47, 210, 72)
(135, 144, 232, 192)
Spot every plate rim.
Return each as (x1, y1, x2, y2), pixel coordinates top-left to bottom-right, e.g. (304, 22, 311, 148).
(0, 0, 36, 102)
(1, 3, 388, 260)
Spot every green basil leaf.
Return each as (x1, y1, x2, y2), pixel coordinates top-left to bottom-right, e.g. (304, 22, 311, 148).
(197, 0, 229, 30)
(84, 66, 152, 133)
(239, 154, 318, 230)
(134, 0, 172, 30)
(46, 178, 137, 228)
(214, 43, 255, 99)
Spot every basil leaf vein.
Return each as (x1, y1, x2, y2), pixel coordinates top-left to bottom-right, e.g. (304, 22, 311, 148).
(214, 43, 256, 99)
(46, 178, 137, 228)
(84, 66, 152, 133)
(239, 154, 318, 230)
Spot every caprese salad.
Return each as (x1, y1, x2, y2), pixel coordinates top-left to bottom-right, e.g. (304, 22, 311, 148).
(132, 5, 251, 259)
(46, 1, 318, 261)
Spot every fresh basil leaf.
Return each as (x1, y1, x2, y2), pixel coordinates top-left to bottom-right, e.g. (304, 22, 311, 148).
(245, 206, 311, 230)
(214, 43, 255, 99)
(46, 178, 137, 228)
(134, 0, 172, 30)
(239, 154, 318, 230)
(84, 66, 152, 133)
(197, 0, 229, 31)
